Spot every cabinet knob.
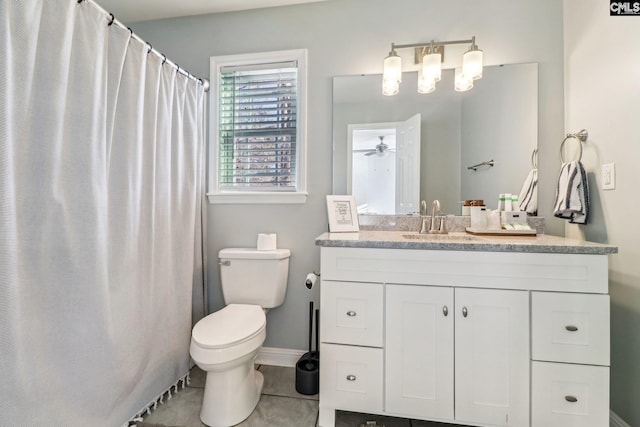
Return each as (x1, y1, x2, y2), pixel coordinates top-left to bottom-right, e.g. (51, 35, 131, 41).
(565, 395, 578, 403)
(462, 306, 468, 318)
(346, 375, 357, 381)
(346, 311, 357, 317)
(443, 306, 449, 317)
(565, 325, 579, 332)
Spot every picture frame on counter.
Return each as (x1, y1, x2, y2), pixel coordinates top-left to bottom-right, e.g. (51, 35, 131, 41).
(326, 195, 360, 232)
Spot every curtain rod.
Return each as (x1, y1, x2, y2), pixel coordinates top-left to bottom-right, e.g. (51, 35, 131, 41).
(77, 0, 210, 92)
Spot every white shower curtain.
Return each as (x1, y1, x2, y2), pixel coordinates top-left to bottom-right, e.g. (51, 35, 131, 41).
(0, 1, 206, 425)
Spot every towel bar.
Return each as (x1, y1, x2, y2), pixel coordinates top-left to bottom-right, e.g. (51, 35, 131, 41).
(467, 159, 494, 171)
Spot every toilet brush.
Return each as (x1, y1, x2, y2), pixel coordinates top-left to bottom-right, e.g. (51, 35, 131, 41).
(303, 301, 315, 370)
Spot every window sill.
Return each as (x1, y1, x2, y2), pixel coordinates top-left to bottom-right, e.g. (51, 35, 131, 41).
(207, 191, 308, 205)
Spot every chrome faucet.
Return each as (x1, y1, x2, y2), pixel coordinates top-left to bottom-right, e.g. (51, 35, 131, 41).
(419, 199, 447, 234)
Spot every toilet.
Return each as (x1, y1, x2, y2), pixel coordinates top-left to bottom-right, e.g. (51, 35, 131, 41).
(190, 247, 290, 427)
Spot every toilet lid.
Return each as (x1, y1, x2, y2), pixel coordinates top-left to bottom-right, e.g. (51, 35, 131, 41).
(192, 304, 266, 349)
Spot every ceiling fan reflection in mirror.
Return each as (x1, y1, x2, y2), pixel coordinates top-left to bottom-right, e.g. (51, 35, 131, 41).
(354, 136, 396, 157)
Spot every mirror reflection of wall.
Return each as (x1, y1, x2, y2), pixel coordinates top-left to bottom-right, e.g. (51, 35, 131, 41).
(333, 63, 538, 215)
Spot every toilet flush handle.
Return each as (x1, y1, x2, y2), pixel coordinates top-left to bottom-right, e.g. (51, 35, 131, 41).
(219, 260, 230, 266)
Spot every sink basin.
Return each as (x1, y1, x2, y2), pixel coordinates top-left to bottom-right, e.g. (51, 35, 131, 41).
(401, 233, 483, 242)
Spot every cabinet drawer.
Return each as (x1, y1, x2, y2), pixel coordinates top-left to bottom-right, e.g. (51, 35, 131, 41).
(532, 292, 609, 365)
(532, 361, 609, 427)
(320, 280, 383, 347)
(319, 343, 383, 413)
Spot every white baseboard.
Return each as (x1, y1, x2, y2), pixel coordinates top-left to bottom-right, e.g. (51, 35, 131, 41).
(611, 410, 631, 427)
(256, 346, 307, 367)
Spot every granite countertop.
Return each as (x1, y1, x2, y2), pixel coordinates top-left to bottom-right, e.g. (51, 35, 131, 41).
(315, 231, 618, 255)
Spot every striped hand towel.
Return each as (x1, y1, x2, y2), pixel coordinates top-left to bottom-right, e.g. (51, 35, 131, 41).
(518, 168, 538, 215)
(553, 161, 589, 224)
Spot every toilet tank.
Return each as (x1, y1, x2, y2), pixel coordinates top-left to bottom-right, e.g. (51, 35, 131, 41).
(219, 248, 290, 308)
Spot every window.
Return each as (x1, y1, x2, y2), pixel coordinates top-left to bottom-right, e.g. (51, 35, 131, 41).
(208, 49, 308, 204)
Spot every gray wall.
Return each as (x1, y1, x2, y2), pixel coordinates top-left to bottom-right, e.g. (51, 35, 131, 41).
(564, 1, 640, 425)
(132, 0, 565, 351)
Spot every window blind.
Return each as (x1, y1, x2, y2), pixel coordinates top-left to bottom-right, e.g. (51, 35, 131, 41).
(218, 61, 298, 190)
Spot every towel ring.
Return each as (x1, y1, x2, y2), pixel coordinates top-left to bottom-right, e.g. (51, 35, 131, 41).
(560, 129, 588, 163)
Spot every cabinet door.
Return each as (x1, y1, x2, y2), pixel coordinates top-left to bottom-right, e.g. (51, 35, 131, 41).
(386, 284, 454, 420)
(455, 288, 529, 427)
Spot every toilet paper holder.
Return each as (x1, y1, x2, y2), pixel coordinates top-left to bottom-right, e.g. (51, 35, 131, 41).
(305, 271, 320, 289)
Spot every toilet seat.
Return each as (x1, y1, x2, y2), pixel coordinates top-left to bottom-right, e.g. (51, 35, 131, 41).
(192, 304, 266, 349)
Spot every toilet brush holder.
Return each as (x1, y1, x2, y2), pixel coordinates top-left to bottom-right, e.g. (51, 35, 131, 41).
(295, 354, 319, 395)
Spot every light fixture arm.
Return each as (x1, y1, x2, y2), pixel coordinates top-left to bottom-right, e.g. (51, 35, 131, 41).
(390, 38, 475, 51)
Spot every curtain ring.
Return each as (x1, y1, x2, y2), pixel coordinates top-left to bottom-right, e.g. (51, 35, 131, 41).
(107, 13, 115, 26)
(175, 64, 180, 74)
(147, 43, 153, 54)
(161, 54, 167, 66)
(127, 27, 133, 37)
(77, 0, 84, 4)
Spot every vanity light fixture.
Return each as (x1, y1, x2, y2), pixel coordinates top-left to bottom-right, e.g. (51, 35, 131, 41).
(382, 36, 483, 95)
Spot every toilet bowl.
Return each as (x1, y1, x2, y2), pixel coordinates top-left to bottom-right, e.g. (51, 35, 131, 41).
(190, 304, 267, 427)
(190, 248, 290, 427)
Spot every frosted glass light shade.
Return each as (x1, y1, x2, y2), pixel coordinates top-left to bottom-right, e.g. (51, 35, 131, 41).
(383, 52, 402, 85)
(382, 78, 400, 96)
(462, 48, 483, 80)
(418, 68, 436, 94)
(422, 52, 442, 82)
(454, 67, 473, 92)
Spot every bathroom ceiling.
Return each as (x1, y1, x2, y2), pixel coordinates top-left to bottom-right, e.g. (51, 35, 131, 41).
(98, 0, 328, 23)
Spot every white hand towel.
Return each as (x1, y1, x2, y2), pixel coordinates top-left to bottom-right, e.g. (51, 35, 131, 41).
(553, 161, 589, 224)
(518, 168, 538, 215)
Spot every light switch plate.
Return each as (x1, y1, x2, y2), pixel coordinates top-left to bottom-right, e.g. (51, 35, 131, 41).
(602, 163, 615, 190)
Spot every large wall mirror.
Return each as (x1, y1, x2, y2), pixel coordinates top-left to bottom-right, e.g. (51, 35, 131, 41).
(332, 63, 538, 215)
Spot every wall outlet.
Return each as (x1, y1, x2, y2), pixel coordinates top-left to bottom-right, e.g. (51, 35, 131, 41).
(602, 163, 616, 190)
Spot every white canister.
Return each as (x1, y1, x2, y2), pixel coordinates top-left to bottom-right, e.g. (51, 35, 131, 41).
(461, 200, 472, 216)
(470, 206, 488, 229)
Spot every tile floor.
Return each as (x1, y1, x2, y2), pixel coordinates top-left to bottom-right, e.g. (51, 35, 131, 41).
(141, 365, 459, 427)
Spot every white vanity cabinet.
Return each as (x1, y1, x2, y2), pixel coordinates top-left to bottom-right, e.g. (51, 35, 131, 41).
(317, 243, 612, 427)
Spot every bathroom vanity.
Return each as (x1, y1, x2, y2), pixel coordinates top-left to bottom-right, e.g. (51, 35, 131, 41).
(315, 231, 617, 427)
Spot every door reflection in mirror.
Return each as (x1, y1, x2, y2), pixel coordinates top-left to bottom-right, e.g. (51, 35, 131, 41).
(348, 114, 421, 215)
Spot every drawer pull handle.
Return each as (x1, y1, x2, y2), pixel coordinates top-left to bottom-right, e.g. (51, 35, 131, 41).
(346, 375, 357, 381)
(565, 395, 578, 403)
(565, 325, 579, 332)
(443, 306, 449, 317)
(462, 306, 468, 318)
(346, 311, 357, 317)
